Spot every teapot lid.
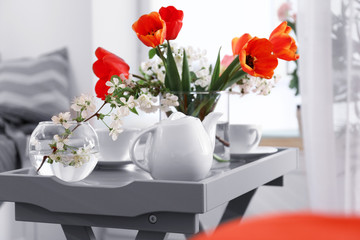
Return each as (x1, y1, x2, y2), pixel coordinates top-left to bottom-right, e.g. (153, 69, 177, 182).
(161, 112, 199, 125)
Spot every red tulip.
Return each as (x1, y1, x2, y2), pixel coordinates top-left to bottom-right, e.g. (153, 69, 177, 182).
(132, 12, 166, 48)
(269, 21, 299, 61)
(93, 47, 130, 100)
(159, 6, 184, 40)
(221, 55, 235, 69)
(239, 37, 278, 79)
(232, 33, 252, 56)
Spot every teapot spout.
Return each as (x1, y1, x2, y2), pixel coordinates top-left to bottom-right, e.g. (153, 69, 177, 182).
(202, 112, 223, 150)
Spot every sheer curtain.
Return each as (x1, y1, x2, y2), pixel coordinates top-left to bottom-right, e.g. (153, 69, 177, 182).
(298, 0, 360, 213)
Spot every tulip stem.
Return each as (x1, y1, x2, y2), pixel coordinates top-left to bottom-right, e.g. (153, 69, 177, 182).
(132, 74, 148, 81)
(157, 45, 166, 64)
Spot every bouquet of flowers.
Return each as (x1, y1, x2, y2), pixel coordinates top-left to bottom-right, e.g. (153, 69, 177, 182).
(37, 5, 299, 171)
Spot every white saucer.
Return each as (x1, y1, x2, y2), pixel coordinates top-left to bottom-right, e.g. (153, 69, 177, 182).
(230, 146, 278, 158)
(96, 144, 144, 168)
(96, 160, 133, 169)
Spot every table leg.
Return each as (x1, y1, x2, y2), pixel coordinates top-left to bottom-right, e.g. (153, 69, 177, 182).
(61, 225, 96, 240)
(135, 230, 168, 240)
(220, 188, 258, 223)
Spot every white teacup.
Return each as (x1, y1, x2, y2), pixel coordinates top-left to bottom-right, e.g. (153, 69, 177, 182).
(96, 128, 140, 162)
(229, 124, 262, 154)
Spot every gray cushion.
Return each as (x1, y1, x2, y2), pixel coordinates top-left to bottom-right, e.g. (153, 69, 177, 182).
(0, 48, 71, 123)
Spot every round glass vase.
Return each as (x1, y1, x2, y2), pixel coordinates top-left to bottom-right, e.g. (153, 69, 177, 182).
(161, 91, 230, 161)
(28, 121, 100, 182)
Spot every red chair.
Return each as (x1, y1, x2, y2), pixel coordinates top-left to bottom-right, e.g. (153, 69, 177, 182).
(190, 212, 360, 240)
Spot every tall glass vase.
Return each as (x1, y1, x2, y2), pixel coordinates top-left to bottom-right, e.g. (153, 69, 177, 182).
(161, 91, 230, 161)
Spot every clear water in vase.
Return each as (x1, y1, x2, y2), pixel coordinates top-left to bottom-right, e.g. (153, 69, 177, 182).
(214, 121, 230, 160)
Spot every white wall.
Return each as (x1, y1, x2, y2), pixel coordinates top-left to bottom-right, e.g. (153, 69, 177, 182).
(91, 0, 160, 129)
(0, 0, 93, 98)
(92, 0, 139, 75)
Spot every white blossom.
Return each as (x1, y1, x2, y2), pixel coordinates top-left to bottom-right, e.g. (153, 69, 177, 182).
(118, 106, 130, 117)
(108, 107, 125, 141)
(194, 68, 211, 89)
(51, 112, 72, 129)
(140, 44, 211, 86)
(109, 127, 123, 141)
(141, 61, 155, 75)
(53, 135, 69, 151)
(110, 108, 124, 127)
(49, 153, 63, 163)
(51, 142, 95, 167)
(161, 93, 179, 112)
(119, 73, 127, 81)
(72, 143, 94, 166)
(121, 95, 137, 109)
(71, 94, 96, 119)
(137, 94, 158, 113)
(252, 77, 275, 96)
(123, 74, 135, 88)
(232, 74, 278, 96)
(157, 71, 165, 83)
(105, 76, 120, 94)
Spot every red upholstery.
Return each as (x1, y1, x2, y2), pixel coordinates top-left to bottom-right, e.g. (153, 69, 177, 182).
(190, 212, 360, 240)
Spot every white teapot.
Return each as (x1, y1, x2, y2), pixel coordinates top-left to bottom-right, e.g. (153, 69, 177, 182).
(129, 112, 222, 181)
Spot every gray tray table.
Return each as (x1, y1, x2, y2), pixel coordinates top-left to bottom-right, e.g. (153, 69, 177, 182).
(0, 148, 297, 240)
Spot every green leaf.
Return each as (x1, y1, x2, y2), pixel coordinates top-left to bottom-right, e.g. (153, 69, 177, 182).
(149, 48, 156, 59)
(223, 71, 247, 89)
(105, 95, 112, 103)
(181, 50, 191, 92)
(214, 55, 241, 90)
(289, 68, 299, 95)
(213, 153, 230, 162)
(164, 74, 171, 90)
(129, 107, 139, 115)
(190, 71, 197, 82)
(98, 113, 105, 120)
(208, 48, 221, 91)
(164, 41, 181, 91)
(191, 100, 210, 117)
(287, 21, 296, 34)
(120, 87, 134, 93)
(65, 128, 72, 135)
(75, 116, 84, 122)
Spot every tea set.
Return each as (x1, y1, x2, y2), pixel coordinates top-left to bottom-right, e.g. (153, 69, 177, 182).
(97, 112, 276, 181)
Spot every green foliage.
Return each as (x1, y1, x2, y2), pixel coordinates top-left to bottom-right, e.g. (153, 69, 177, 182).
(181, 50, 191, 92)
(149, 48, 156, 59)
(208, 49, 221, 91)
(288, 60, 299, 96)
(164, 42, 181, 91)
(129, 107, 138, 115)
(97, 113, 105, 120)
(216, 55, 241, 90)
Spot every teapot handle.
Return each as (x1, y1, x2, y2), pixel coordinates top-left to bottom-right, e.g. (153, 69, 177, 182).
(129, 125, 157, 173)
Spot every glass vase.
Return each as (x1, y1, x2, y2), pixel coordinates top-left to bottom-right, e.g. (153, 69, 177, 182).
(161, 91, 230, 161)
(28, 121, 100, 182)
